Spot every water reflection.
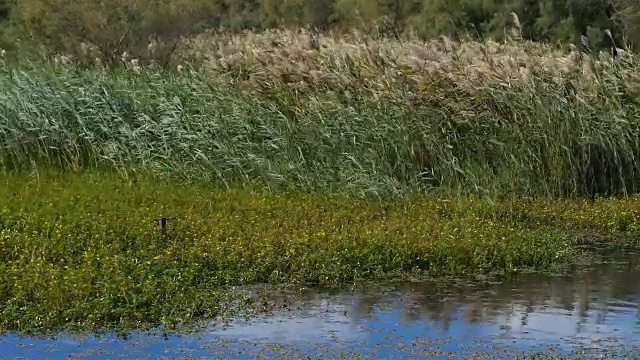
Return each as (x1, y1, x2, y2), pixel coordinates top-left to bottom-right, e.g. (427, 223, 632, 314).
(2, 245, 640, 358)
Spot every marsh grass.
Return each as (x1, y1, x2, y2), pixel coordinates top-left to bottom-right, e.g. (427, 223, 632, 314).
(2, 169, 640, 333)
(3, 29, 640, 198)
(0, 59, 428, 197)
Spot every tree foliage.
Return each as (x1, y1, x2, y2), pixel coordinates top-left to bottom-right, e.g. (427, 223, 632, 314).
(1, 0, 638, 64)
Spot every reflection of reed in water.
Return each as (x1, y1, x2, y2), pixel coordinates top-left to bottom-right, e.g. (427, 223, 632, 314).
(461, 298, 485, 325)
(334, 247, 640, 335)
(596, 271, 615, 326)
(576, 274, 592, 334)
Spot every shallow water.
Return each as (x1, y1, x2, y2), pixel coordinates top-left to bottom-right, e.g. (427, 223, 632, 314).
(2, 245, 640, 359)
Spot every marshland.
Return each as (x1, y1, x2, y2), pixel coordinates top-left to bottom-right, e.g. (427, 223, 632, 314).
(1, 0, 640, 358)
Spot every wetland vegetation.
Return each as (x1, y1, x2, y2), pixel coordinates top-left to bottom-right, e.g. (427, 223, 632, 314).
(3, 237, 640, 358)
(1, 3, 640, 358)
(2, 169, 640, 334)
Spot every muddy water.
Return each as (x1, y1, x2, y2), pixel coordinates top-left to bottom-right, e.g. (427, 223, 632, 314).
(2, 244, 640, 359)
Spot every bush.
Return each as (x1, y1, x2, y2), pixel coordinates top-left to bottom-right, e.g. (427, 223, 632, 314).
(11, 0, 217, 66)
(1, 0, 639, 66)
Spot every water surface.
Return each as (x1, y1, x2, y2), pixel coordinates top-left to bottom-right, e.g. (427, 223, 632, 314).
(2, 245, 640, 359)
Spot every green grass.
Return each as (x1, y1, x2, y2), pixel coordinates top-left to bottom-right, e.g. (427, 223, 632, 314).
(1, 169, 640, 334)
(2, 57, 640, 198)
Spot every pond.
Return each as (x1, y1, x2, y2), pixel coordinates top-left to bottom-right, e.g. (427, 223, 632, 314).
(2, 244, 639, 359)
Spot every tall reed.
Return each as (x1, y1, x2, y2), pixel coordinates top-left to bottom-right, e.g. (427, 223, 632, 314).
(2, 30, 640, 198)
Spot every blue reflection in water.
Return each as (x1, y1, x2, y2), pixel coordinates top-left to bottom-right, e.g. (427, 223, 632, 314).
(2, 246, 640, 359)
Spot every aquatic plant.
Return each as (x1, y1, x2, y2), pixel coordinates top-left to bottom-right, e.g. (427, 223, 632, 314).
(2, 30, 640, 199)
(2, 170, 640, 333)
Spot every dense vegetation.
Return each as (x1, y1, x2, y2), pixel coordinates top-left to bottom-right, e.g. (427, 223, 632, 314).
(2, 35, 640, 198)
(2, 0, 640, 337)
(0, 0, 639, 64)
(2, 169, 640, 333)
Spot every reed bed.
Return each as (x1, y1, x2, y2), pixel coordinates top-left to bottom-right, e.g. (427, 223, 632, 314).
(179, 29, 637, 97)
(3, 30, 640, 198)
